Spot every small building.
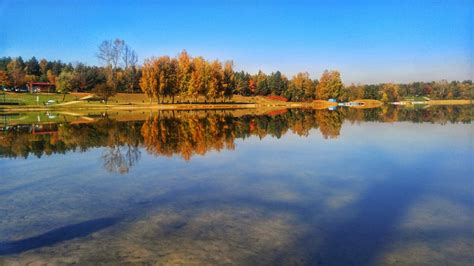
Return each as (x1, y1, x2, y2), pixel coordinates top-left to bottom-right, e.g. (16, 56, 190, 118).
(28, 82, 55, 93)
(31, 123, 59, 136)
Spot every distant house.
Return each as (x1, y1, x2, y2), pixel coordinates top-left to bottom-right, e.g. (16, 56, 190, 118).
(31, 123, 59, 136)
(28, 82, 55, 93)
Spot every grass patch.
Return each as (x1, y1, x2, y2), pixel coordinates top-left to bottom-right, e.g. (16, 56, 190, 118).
(403, 96, 430, 101)
(0, 92, 81, 106)
(310, 100, 338, 109)
(427, 99, 472, 105)
(352, 99, 384, 108)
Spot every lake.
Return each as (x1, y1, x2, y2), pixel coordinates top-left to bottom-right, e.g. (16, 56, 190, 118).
(0, 106, 472, 265)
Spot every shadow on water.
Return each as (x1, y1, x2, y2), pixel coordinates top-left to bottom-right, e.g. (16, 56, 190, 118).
(0, 217, 121, 255)
(0, 184, 217, 256)
(301, 169, 432, 265)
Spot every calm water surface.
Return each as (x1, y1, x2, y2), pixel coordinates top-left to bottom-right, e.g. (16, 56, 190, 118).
(0, 107, 473, 265)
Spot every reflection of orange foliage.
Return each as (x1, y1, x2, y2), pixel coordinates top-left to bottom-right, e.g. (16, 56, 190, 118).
(381, 106, 399, 122)
(266, 109, 288, 116)
(249, 121, 256, 133)
(315, 110, 343, 139)
(141, 114, 238, 161)
(266, 95, 288, 102)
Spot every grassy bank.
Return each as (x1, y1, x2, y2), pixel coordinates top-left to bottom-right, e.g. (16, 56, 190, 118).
(0, 92, 470, 113)
(0, 92, 82, 105)
(352, 99, 384, 108)
(427, 99, 472, 105)
(0, 93, 339, 112)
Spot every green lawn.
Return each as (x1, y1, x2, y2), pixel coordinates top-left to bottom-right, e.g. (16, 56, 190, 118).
(403, 96, 429, 101)
(0, 92, 80, 106)
(0, 92, 258, 107)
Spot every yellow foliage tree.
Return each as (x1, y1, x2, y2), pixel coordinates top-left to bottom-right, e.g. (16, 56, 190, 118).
(316, 70, 343, 100)
(381, 83, 400, 103)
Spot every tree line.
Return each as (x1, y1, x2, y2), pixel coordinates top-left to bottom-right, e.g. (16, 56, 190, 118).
(0, 38, 472, 102)
(140, 51, 235, 103)
(0, 39, 141, 103)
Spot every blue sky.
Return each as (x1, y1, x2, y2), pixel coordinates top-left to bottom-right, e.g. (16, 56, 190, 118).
(0, 0, 472, 83)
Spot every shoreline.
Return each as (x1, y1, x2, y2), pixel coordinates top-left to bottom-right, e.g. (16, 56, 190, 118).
(0, 95, 471, 113)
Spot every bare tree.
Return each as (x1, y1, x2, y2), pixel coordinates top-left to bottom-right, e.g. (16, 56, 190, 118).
(122, 44, 139, 93)
(97, 39, 138, 94)
(97, 39, 124, 68)
(123, 44, 138, 69)
(111, 39, 124, 70)
(97, 39, 122, 99)
(97, 40, 113, 66)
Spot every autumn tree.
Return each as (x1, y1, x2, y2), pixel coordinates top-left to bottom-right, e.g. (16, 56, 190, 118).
(142, 52, 236, 103)
(222, 61, 235, 100)
(380, 83, 400, 103)
(190, 56, 208, 102)
(249, 78, 257, 95)
(161, 57, 179, 103)
(341, 84, 365, 101)
(177, 50, 193, 101)
(208, 60, 223, 101)
(0, 70, 10, 87)
(316, 70, 344, 100)
(7, 58, 26, 87)
(140, 59, 158, 103)
(458, 81, 473, 100)
(287, 72, 315, 101)
(39, 59, 49, 75)
(93, 82, 116, 104)
(24, 74, 38, 86)
(139, 56, 178, 103)
(56, 70, 76, 101)
(46, 70, 57, 87)
(431, 80, 449, 99)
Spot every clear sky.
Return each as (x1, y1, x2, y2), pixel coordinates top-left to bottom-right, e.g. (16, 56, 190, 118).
(0, 0, 472, 84)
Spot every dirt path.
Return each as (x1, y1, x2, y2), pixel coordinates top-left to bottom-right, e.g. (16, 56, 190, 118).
(55, 101, 83, 106)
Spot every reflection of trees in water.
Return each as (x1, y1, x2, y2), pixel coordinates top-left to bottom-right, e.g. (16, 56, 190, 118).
(380, 105, 399, 122)
(101, 118, 142, 173)
(0, 106, 471, 170)
(102, 144, 141, 174)
(141, 113, 236, 160)
(316, 110, 344, 139)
